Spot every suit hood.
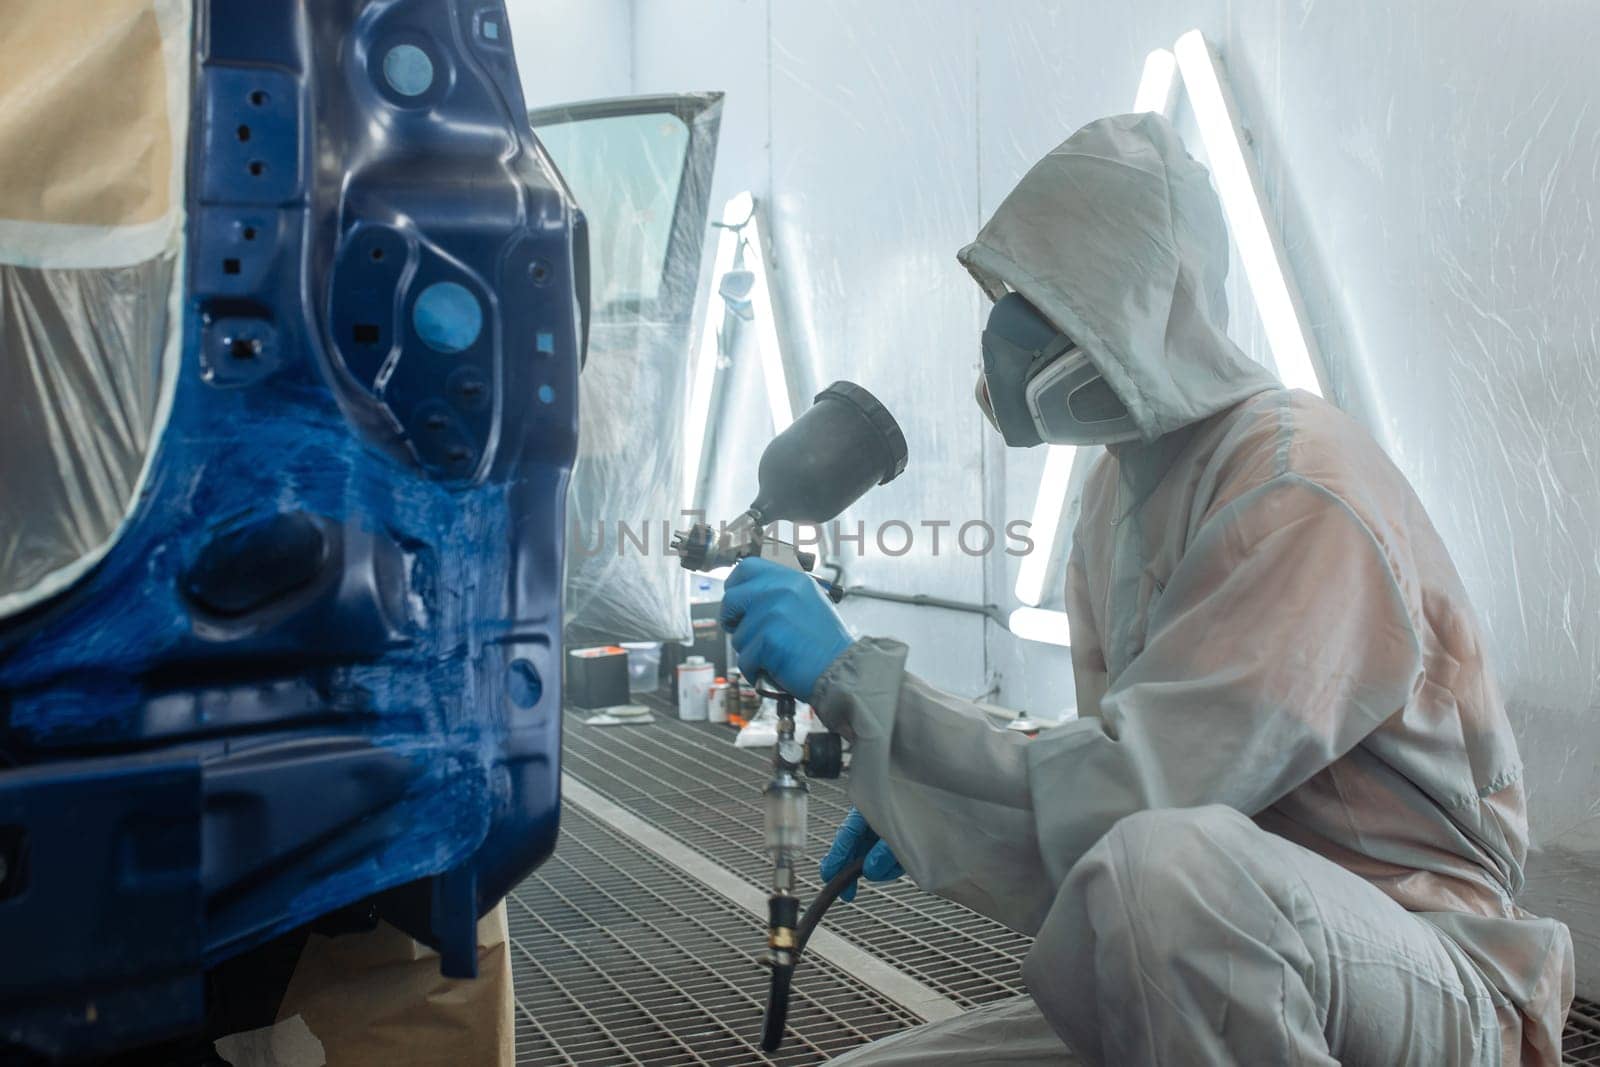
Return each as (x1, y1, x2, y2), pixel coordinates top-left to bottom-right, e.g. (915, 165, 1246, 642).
(958, 113, 1280, 442)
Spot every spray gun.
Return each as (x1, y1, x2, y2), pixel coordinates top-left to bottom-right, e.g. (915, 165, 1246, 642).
(673, 381, 907, 579)
(672, 381, 907, 1052)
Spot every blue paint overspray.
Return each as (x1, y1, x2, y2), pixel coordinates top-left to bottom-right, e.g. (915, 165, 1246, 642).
(0, 1, 582, 1057)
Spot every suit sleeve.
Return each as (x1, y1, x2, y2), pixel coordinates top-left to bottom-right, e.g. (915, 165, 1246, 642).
(811, 475, 1423, 932)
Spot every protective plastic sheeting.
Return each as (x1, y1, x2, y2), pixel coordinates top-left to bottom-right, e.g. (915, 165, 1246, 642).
(0, 0, 189, 619)
(602, 0, 1600, 995)
(531, 95, 722, 645)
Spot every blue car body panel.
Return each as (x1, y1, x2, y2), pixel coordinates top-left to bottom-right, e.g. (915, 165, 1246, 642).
(0, 0, 581, 1057)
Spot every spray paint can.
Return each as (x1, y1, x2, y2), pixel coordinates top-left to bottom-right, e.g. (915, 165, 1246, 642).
(708, 678, 730, 723)
(676, 655, 714, 722)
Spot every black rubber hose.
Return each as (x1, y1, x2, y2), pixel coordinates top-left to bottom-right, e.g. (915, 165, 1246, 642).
(759, 856, 868, 1053)
(760, 961, 794, 1052)
(795, 854, 867, 957)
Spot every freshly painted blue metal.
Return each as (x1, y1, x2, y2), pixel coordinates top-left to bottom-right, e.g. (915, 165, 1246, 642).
(0, 0, 581, 1057)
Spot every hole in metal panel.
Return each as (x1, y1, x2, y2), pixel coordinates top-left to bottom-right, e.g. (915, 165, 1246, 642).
(413, 281, 482, 354)
(508, 660, 543, 709)
(382, 43, 435, 97)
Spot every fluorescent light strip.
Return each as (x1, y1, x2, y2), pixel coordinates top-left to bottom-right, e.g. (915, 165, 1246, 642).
(682, 192, 751, 504)
(743, 201, 795, 432)
(1012, 444, 1076, 607)
(1134, 48, 1178, 116)
(1008, 47, 1178, 642)
(1008, 37, 1324, 647)
(1008, 607, 1072, 647)
(1173, 31, 1324, 396)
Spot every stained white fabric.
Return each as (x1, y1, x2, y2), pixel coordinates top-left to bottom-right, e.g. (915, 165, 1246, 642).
(811, 114, 1573, 1065)
(829, 994, 1076, 1065)
(832, 807, 1507, 1066)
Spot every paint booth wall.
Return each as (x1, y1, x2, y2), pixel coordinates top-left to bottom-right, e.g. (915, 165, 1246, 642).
(509, 0, 631, 104)
(511, 0, 1600, 992)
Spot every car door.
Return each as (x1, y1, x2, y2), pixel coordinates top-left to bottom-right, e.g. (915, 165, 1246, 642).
(530, 93, 723, 646)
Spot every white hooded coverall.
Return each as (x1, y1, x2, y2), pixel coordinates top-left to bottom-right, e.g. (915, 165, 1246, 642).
(819, 115, 1573, 1065)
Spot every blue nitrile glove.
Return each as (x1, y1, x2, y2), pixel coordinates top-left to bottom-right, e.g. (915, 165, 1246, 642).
(819, 808, 904, 903)
(720, 557, 852, 701)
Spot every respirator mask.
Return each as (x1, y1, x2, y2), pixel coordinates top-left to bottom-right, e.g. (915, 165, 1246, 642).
(976, 292, 1139, 448)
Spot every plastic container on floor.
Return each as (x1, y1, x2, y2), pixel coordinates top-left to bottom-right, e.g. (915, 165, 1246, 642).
(620, 641, 662, 695)
(676, 655, 713, 721)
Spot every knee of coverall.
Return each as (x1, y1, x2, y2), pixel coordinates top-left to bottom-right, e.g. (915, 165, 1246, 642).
(1022, 805, 1304, 1056)
(1068, 805, 1265, 920)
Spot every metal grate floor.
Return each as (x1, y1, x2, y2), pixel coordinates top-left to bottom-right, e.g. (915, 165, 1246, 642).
(514, 694, 1600, 1066)
(558, 696, 1032, 1011)
(506, 803, 920, 1065)
(1568, 1000, 1600, 1066)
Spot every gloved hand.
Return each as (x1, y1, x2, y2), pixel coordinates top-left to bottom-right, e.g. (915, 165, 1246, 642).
(819, 808, 904, 903)
(720, 557, 852, 701)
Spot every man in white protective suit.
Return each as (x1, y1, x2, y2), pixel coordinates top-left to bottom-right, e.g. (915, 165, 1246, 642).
(719, 114, 1574, 1065)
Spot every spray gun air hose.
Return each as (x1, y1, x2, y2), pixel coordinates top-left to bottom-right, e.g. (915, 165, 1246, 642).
(756, 687, 875, 1052)
(759, 716, 876, 1053)
(756, 689, 823, 1052)
(672, 380, 908, 1054)
(761, 850, 871, 1052)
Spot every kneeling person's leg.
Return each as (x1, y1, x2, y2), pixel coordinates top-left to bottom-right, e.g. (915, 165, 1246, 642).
(1025, 806, 1506, 1066)
(829, 994, 1081, 1066)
